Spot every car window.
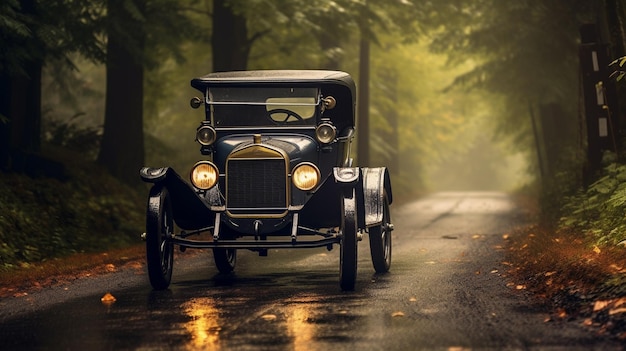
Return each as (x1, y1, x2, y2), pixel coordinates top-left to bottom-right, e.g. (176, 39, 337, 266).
(266, 97, 316, 123)
(208, 87, 319, 127)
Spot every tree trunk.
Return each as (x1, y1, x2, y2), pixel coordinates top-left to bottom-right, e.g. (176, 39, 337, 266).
(98, 0, 145, 186)
(0, 0, 43, 171)
(317, 18, 343, 70)
(1, 69, 44, 172)
(212, 0, 249, 72)
(356, 32, 370, 167)
(383, 68, 399, 176)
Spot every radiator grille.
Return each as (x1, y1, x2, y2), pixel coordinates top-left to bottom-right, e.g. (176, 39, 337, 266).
(227, 158, 287, 208)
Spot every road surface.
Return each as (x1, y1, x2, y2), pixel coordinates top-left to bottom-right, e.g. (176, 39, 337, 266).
(0, 192, 621, 350)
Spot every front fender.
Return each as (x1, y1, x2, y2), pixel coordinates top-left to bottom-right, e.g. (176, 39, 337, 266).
(140, 167, 215, 230)
(362, 167, 393, 227)
(333, 167, 366, 229)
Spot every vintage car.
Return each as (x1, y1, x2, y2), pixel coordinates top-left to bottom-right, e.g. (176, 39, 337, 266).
(140, 70, 393, 291)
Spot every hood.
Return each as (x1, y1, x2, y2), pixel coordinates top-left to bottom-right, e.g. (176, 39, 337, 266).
(213, 134, 318, 169)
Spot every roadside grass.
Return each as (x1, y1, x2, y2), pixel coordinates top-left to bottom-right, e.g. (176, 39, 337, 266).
(506, 224, 626, 340)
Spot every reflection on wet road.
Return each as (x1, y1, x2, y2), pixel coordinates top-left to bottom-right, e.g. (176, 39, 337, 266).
(0, 192, 623, 350)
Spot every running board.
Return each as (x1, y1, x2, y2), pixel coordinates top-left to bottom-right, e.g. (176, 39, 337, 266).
(168, 236, 341, 250)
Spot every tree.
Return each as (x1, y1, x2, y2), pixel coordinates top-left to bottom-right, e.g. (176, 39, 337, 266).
(212, 0, 250, 71)
(97, 0, 146, 185)
(0, 0, 104, 172)
(98, 0, 194, 185)
(424, 0, 595, 183)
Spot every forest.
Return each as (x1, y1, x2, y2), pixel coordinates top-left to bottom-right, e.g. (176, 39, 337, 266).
(1, 0, 625, 268)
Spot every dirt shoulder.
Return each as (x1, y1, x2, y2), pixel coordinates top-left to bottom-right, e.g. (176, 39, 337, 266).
(0, 244, 146, 299)
(505, 224, 626, 341)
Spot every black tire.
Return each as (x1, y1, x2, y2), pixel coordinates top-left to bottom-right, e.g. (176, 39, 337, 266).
(369, 193, 392, 273)
(213, 248, 237, 274)
(146, 186, 174, 290)
(339, 188, 358, 291)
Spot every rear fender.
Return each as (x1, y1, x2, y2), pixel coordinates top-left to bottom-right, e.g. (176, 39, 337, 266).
(361, 167, 393, 227)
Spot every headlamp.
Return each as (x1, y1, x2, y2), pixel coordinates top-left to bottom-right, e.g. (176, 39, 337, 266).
(292, 163, 320, 191)
(190, 161, 219, 190)
(315, 122, 336, 144)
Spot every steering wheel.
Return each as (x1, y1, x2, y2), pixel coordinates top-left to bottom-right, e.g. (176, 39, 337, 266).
(267, 108, 304, 124)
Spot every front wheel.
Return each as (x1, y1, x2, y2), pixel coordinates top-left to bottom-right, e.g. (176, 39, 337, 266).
(369, 193, 392, 273)
(213, 248, 237, 274)
(339, 188, 358, 291)
(146, 186, 174, 290)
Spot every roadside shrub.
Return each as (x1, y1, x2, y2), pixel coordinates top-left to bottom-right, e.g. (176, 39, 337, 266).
(559, 156, 626, 246)
(0, 153, 145, 270)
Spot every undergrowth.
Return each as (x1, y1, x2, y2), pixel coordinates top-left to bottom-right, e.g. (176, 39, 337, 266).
(506, 225, 626, 338)
(0, 148, 146, 270)
(559, 156, 626, 246)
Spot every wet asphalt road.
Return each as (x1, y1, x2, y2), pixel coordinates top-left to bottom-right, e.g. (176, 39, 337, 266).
(0, 192, 623, 350)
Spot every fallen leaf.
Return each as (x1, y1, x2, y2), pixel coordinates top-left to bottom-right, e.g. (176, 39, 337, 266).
(544, 271, 556, 277)
(391, 311, 405, 317)
(609, 307, 626, 315)
(516, 285, 526, 290)
(592, 246, 601, 254)
(614, 298, 626, 307)
(557, 309, 567, 319)
(261, 314, 277, 321)
(409, 297, 417, 302)
(583, 318, 593, 326)
(502, 233, 510, 240)
(101, 292, 116, 304)
(593, 300, 611, 312)
(490, 270, 498, 274)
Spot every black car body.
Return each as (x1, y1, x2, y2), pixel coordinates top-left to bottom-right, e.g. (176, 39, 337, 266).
(140, 70, 393, 290)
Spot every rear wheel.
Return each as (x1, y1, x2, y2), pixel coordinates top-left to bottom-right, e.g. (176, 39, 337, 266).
(146, 186, 174, 290)
(339, 188, 358, 291)
(369, 193, 392, 273)
(213, 248, 237, 274)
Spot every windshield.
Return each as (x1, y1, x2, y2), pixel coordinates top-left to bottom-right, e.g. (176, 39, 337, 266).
(207, 87, 320, 127)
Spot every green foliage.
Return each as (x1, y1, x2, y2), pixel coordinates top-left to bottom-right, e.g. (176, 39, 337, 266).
(0, 154, 145, 270)
(42, 113, 101, 160)
(609, 56, 626, 81)
(0, 0, 106, 76)
(559, 155, 626, 246)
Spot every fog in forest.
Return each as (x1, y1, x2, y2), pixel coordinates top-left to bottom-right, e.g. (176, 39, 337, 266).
(33, 0, 594, 196)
